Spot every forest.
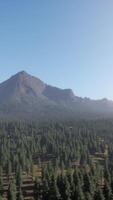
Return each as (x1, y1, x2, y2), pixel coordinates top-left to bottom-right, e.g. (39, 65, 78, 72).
(0, 119, 113, 199)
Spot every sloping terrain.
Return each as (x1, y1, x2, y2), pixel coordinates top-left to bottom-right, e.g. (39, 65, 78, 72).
(0, 71, 113, 120)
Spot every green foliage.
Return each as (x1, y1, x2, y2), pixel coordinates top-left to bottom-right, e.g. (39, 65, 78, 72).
(0, 120, 113, 199)
(8, 180, 17, 200)
(17, 189, 24, 200)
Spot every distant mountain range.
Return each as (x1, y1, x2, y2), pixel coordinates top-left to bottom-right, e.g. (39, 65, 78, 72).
(0, 71, 113, 121)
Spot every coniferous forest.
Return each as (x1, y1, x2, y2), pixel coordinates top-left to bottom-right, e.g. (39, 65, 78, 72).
(0, 120, 113, 199)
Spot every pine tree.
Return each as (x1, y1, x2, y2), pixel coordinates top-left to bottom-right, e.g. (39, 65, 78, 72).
(94, 188, 105, 200)
(0, 176, 3, 196)
(103, 181, 113, 200)
(76, 182, 85, 200)
(17, 189, 24, 200)
(104, 161, 111, 183)
(0, 196, 3, 200)
(83, 172, 94, 196)
(8, 180, 17, 200)
(16, 167, 22, 189)
(42, 179, 49, 200)
(34, 178, 43, 200)
(49, 175, 61, 200)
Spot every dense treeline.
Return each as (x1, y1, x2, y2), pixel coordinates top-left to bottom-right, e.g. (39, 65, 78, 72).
(0, 120, 113, 199)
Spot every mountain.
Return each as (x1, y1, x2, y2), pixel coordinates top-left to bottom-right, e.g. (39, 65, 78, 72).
(0, 71, 113, 120)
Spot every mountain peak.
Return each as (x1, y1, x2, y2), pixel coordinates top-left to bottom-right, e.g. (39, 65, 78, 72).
(18, 70, 28, 74)
(0, 71, 113, 120)
(10, 70, 46, 93)
(14, 70, 29, 78)
(9, 71, 30, 82)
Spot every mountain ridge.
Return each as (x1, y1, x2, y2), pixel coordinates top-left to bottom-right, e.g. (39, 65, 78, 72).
(0, 71, 113, 120)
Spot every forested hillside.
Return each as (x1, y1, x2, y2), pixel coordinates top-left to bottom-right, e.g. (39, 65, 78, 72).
(0, 120, 113, 199)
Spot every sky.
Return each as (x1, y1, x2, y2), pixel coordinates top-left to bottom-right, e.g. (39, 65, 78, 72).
(0, 1, 113, 100)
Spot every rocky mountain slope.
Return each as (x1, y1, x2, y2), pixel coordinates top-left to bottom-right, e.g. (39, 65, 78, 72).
(0, 71, 113, 120)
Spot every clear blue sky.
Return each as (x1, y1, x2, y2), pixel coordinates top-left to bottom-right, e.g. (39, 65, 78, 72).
(0, 0, 113, 100)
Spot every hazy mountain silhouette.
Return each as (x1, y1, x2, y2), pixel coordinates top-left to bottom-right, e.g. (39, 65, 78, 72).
(0, 71, 113, 120)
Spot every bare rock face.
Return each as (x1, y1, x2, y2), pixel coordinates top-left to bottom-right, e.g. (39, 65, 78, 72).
(0, 71, 113, 120)
(0, 71, 46, 102)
